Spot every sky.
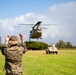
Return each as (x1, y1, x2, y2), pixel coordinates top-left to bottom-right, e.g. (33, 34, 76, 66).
(0, 0, 76, 46)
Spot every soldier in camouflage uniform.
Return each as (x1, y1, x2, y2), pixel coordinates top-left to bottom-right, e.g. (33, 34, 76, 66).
(1, 34, 27, 75)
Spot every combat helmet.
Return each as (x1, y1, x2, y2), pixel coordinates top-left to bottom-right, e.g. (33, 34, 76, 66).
(9, 36, 19, 45)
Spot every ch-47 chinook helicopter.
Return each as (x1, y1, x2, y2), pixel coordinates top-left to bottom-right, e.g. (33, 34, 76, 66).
(29, 21, 43, 40)
(17, 21, 56, 41)
(18, 21, 45, 41)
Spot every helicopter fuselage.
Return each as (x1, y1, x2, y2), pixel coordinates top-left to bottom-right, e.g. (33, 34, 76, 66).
(30, 29, 42, 38)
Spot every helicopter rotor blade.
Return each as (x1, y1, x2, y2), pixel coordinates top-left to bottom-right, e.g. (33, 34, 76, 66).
(41, 27, 48, 29)
(41, 24, 58, 26)
(13, 26, 31, 29)
(18, 24, 34, 25)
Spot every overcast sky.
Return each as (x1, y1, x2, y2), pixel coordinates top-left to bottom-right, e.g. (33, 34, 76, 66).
(0, 0, 76, 45)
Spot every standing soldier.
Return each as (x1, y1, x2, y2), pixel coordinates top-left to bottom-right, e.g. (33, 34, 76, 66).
(1, 34, 27, 75)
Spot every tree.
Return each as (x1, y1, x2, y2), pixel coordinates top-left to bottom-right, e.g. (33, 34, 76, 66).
(56, 40, 66, 49)
(66, 42, 72, 48)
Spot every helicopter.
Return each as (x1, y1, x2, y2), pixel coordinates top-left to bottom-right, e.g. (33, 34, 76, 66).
(18, 21, 45, 41)
(17, 21, 57, 41)
(29, 21, 42, 40)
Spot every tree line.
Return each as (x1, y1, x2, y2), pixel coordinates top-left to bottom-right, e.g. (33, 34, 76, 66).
(0, 40, 76, 50)
(55, 40, 76, 49)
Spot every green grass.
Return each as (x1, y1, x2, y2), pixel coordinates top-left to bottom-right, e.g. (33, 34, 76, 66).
(0, 49, 76, 75)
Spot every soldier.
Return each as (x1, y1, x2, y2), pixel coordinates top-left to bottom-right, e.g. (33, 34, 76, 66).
(1, 34, 27, 75)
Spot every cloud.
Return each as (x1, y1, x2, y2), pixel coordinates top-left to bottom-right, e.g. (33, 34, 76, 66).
(47, 1, 76, 38)
(0, 1, 76, 45)
(45, 1, 76, 45)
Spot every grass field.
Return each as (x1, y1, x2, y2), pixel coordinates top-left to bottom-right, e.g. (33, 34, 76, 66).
(0, 49, 76, 75)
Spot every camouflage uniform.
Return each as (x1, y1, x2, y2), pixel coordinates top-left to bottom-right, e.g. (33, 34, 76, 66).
(1, 36, 27, 75)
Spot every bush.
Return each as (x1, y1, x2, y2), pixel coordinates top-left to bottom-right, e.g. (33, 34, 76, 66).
(25, 41, 48, 50)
